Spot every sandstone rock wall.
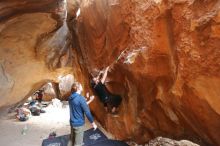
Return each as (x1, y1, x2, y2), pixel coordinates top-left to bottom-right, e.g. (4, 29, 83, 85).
(76, 0, 220, 145)
(0, 0, 80, 107)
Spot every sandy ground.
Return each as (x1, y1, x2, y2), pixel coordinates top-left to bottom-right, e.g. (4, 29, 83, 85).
(0, 103, 109, 146)
(0, 103, 199, 146)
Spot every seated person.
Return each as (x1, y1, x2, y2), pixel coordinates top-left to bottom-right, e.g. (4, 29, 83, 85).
(16, 107, 31, 121)
(34, 89, 44, 103)
(28, 95, 45, 115)
(90, 66, 122, 115)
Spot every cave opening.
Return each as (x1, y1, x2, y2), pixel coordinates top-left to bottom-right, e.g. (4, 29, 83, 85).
(0, 0, 220, 145)
(2, 74, 118, 146)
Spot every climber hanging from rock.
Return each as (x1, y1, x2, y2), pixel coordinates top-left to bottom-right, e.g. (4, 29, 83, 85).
(90, 66, 122, 116)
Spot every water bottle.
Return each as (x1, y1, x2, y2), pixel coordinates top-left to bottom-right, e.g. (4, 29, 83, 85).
(21, 125, 28, 135)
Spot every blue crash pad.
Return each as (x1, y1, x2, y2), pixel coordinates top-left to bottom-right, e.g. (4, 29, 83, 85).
(42, 128, 128, 146)
(83, 128, 108, 145)
(42, 134, 69, 146)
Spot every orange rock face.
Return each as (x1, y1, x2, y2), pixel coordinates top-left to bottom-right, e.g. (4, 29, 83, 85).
(76, 0, 220, 145)
(0, 0, 220, 145)
(0, 0, 79, 107)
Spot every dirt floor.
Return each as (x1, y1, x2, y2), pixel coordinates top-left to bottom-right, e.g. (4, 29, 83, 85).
(0, 102, 110, 146)
(0, 102, 202, 146)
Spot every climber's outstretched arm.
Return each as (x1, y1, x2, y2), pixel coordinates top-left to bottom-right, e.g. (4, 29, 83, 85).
(101, 66, 110, 84)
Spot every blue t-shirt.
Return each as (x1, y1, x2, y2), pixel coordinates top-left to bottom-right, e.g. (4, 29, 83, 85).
(68, 92, 94, 127)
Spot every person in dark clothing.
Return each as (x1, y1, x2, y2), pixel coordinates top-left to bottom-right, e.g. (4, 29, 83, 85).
(35, 89, 44, 103)
(91, 66, 122, 115)
(68, 82, 97, 146)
